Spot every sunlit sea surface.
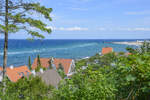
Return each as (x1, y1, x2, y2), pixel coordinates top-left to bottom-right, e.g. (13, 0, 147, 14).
(0, 39, 140, 67)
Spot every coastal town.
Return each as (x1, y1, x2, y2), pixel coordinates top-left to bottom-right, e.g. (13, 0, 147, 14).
(0, 47, 131, 86)
(0, 0, 150, 99)
(0, 57, 76, 87)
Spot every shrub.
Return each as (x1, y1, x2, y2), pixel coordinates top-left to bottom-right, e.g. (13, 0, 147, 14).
(0, 76, 53, 100)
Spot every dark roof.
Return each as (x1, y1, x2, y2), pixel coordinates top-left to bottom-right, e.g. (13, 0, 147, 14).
(36, 69, 62, 87)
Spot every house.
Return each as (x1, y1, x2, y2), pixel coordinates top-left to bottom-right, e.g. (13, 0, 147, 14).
(53, 58, 75, 76)
(0, 65, 31, 82)
(101, 47, 113, 55)
(32, 58, 76, 76)
(36, 69, 62, 88)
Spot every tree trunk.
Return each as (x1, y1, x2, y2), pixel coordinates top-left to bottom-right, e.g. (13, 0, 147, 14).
(3, 0, 8, 95)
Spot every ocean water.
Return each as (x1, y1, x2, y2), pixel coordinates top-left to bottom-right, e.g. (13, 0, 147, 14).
(0, 39, 139, 67)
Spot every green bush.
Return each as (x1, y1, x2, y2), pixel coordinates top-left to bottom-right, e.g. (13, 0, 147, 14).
(53, 65, 116, 100)
(0, 76, 53, 100)
(53, 47, 150, 99)
(57, 63, 66, 78)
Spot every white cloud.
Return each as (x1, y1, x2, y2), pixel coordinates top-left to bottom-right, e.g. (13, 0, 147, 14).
(97, 27, 150, 31)
(125, 11, 150, 15)
(47, 26, 150, 32)
(47, 26, 88, 31)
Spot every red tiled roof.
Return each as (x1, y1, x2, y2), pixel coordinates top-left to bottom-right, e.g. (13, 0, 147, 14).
(53, 58, 73, 75)
(0, 67, 3, 71)
(32, 58, 73, 75)
(0, 65, 31, 82)
(32, 58, 50, 70)
(101, 47, 113, 55)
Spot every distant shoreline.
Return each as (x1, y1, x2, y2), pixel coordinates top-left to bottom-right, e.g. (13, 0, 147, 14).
(112, 41, 143, 46)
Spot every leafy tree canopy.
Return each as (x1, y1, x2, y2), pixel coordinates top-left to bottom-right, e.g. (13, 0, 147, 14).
(0, 76, 53, 100)
(0, 0, 52, 39)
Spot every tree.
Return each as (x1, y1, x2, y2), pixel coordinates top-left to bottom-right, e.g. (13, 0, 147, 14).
(37, 54, 41, 67)
(53, 64, 116, 100)
(126, 40, 150, 54)
(57, 63, 66, 78)
(0, 76, 53, 100)
(28, 56, 31, 70)
(0, 0, 52, 93)
(35, 54, 41, 72)
(55, 47, 150, 99)
(1, 0, 9, 95)
(113, 53, 150, 99)
(49, 57, 53, 69)
(58, 63, 64, 71)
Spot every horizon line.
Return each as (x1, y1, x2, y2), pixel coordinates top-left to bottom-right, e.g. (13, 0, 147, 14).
(0, 38, 150, 40)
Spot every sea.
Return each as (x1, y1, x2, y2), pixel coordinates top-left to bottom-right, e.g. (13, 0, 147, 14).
(0, 39, 141, 67)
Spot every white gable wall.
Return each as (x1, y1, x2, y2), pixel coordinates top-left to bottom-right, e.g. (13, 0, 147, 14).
(67, 60, 75, 76)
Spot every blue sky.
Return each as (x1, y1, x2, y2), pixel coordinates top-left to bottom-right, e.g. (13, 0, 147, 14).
(6, 0, 150, 39)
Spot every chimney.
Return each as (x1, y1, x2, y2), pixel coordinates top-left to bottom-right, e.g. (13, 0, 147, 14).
(50, 57, 56, 70)
(51, 57, 54, 64)
(10, 65, 14, 69)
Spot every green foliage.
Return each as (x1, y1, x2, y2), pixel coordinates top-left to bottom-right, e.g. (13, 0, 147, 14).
(126, 40, 150, 54)
(57, 63, 66, 79)
(28, 56, 31, 70)
(139, 40, 150, 53)
(113, 53, 150, 99)
(48, 58, 53, 69)
(84, 52, 118, 68)
(0, 76, 53, 100)
(35, 66, 41, 72)
(98, 52, 117, 67)
(35, 54, 42, 72)
(58, 63, 64, 71)
(118, 51, 125, 55)
(43, 67, 47, 71)
(53, 65, 116, 100)
(37, 54, 41, 67)
(1, 0, 53, 97)
(53, 42, 150, 99)
(75, 59, 87, 70)
(1, 41, 150, 99)
(126, 47, 137, 54)
(0, 0, 52, 38)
